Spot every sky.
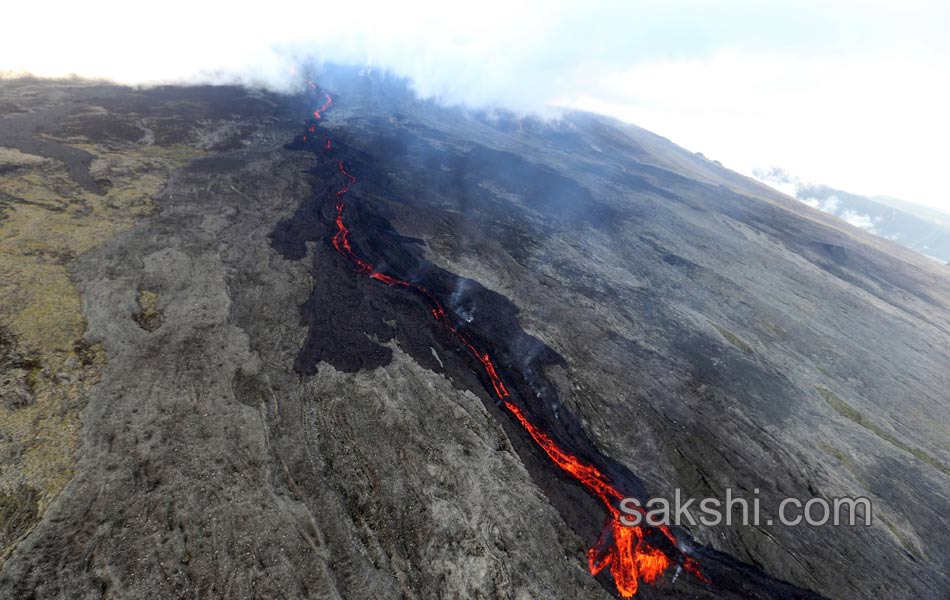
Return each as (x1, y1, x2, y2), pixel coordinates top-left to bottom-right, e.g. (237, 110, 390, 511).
(3, 0, 949, 212)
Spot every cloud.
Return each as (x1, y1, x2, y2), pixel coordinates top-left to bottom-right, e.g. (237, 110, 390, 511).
(798, 194, 880, 233)
(2, 0, 632, 106)
(3, 0, 949, 211)
(558, 52, 950, 211)
(839, 209, 879, 232)
(801, 196, 842, 214)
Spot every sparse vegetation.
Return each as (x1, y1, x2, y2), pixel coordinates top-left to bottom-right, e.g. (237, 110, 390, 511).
(818, 443, 869, 488)
(133, 290, 163, 332)
(0, 486, 39, 560)
(817, 386, 950, 476)
(713, 324, 754, 354)
(879, 516, 922, 558)
(0, 139, 201, 560)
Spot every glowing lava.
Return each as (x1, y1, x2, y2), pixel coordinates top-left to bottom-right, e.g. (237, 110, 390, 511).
(313, 91, 333, 119)
(304, 85, 707, 597)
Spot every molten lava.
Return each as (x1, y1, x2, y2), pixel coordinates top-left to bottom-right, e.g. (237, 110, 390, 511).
(589, 519, 670, 597)
(304, 85, 706, 597)
(313, 92, 333, 119)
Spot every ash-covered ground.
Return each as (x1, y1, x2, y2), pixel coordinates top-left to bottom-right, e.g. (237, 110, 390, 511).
(0, 71, 948, 599)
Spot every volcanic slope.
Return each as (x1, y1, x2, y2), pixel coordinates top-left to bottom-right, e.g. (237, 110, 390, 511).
(0, 72, 948, 599)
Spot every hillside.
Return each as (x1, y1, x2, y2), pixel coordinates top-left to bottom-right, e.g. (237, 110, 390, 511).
(1, 72, 948, 599)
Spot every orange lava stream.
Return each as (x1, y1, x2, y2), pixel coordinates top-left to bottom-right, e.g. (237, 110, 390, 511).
(309, 89, 706, 597)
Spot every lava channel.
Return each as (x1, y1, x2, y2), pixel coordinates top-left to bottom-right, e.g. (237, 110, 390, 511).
(300, 85, 708, 598)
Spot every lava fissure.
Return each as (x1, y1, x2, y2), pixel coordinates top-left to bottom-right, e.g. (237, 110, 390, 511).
(297, 86, 707, 598)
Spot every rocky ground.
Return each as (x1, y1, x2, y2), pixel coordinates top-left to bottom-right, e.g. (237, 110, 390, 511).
(0, 72, 947, 599)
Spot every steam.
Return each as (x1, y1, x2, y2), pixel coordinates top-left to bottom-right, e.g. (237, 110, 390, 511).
(1, 0, 638, 111)
(4, 1, 948, 212)
(449, 279, 475, 323)
(755, 168, 883, 234)
(800, 197, 881, 233)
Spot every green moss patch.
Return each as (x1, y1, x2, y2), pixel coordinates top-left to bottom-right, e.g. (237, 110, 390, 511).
(713, 324, 754, 354)
(818, 386, 949, 477)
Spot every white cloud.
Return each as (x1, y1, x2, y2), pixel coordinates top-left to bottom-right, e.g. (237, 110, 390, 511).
(839, 209, 879, 232)
(799, 194, 880, 232)
(1, 0, 606, 105)
(557, 53, 950, 212)
(2, 1, 948, 212)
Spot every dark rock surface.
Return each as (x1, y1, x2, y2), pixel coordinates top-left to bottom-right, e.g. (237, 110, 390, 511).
(0, 72, 947, 599)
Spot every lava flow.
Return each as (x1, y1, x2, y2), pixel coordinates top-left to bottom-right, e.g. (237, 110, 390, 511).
(303, 86, 707, 598)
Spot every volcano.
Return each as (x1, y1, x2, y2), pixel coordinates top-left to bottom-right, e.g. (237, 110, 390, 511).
(0, 69, 948, 599)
